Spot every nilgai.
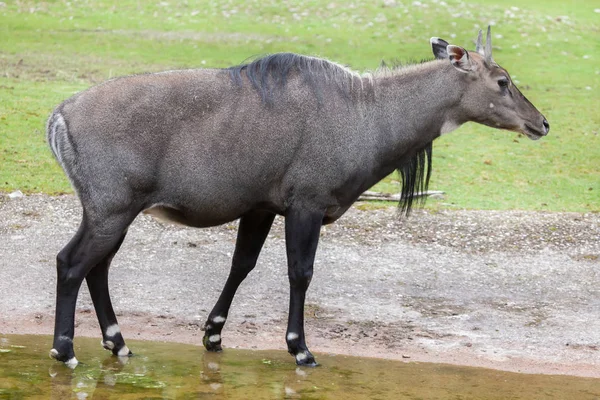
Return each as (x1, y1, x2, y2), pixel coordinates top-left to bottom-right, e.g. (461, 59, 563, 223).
(47, 27, 548, 367)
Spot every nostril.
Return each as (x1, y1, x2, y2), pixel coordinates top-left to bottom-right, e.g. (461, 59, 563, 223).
(543, 119, 550, 133)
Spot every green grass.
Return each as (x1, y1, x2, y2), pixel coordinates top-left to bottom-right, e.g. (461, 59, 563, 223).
(1, 0, 598, 211)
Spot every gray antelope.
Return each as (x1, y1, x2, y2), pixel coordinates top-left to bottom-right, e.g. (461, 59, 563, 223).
(46, 27, 548, 367)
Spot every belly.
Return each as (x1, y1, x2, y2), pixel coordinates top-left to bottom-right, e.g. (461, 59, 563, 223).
(143, 205, 244, 228)
(323, 204, 352, 225)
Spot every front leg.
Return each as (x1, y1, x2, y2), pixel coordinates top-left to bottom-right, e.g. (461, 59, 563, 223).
(284, 207, 324, 367)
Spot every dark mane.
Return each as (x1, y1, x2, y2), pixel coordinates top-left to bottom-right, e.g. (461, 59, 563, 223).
(379, 58, 435, 70)
(397, 143, 433, 215)
(227, 53, 363, 104)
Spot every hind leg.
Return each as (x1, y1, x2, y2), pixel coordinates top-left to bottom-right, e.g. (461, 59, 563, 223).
(86, 232, 132, 357)
(203, 210, 275, 351)
(50, 211, 134, 366)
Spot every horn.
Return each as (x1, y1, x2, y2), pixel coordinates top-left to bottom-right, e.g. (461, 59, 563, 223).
(475, 29, 484, 55)
(485, 25, 493, 63)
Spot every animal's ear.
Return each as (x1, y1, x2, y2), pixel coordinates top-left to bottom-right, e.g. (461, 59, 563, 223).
(446, 45, 474, 73)
(430, 37, 450, 59)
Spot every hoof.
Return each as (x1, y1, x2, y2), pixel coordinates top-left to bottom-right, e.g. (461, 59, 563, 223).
(203, 334, 223, 352)
(102, 340, 132, 357)
(65, 357, 79, 369)
(297, 360, 319, 367)
(50, 348, 79, 368)
(294, 351, 318, 367)
(117, 345, 132, 357)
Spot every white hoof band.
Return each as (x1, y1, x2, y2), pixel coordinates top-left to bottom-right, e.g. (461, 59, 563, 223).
(117, 345, 131, 357)
(208, 334, 221, 343)
(49, 348, 59, 360)
(295, 352, 308, 362)
(65, 357, 79, 369)
(102, 340, 115, 350)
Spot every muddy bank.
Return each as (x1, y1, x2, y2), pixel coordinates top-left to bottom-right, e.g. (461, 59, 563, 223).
(0, 194, 598, 377)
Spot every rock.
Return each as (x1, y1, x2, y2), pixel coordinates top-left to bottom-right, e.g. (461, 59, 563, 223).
(8, 190, 24, 199)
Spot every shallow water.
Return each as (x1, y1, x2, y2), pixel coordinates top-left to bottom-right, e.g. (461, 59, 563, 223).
(1, 335, 599, 399)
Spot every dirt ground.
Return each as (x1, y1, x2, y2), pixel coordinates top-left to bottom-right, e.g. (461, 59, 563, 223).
(1, 194, 598, 377)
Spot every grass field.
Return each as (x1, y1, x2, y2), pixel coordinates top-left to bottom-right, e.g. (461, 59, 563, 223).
(1, 0, 598, 211)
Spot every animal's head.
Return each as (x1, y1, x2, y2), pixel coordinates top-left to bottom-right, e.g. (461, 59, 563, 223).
(430, 27, 549, 140)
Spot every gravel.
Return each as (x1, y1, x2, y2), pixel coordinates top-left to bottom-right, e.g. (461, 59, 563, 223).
(0, 194, 598, 376)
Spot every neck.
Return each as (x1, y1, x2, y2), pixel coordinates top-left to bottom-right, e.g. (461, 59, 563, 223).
(337, 59, 465, 205)
(370, 60, 465, 158)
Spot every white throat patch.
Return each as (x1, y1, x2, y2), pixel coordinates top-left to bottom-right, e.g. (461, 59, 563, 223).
(440, 120, 460, 135)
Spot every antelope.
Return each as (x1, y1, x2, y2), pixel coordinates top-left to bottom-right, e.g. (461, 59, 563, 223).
(46, 27, 548, 367)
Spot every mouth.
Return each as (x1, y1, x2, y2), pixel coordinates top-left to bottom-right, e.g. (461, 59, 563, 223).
(523, 124, 547, 140)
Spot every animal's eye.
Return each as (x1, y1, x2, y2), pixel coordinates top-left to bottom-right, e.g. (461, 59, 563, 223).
(498, 78, 509, 88)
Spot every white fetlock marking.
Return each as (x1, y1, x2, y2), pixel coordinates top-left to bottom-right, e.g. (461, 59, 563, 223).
(117, 345, 130, 356)
(295, 352, 308, 362)
(105, 324, 121, 337)
(212, 316, 226, 324)
(102, 340, 115, 350)
(208, 334, 221, 343)
(287, 332, 299, 341)
(49, 348, 59, 359)
(65, 357, 79, 369)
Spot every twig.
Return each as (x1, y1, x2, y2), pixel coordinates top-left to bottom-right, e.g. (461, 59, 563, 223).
(358, 190, 444, 202)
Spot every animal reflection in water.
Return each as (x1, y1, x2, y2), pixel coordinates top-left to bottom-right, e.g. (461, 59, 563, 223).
(46, 27, 548, 367)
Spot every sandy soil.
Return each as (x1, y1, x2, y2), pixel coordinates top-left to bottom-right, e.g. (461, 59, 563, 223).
(1, 194, 598, 377)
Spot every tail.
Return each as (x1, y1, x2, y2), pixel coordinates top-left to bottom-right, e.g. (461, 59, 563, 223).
(46, 109, 78, 192)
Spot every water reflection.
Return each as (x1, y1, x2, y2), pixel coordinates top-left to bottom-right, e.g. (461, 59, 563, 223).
(0, 334, 599, 399)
